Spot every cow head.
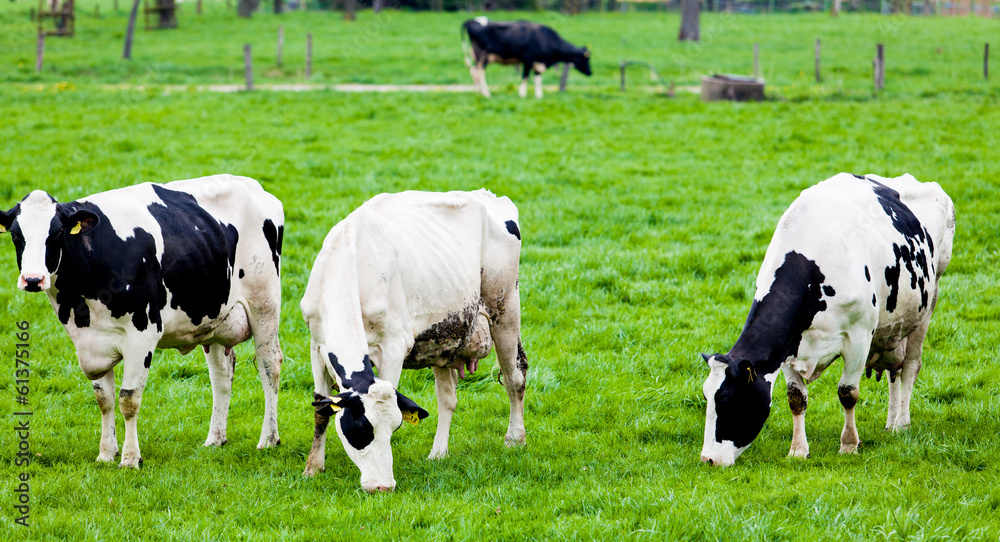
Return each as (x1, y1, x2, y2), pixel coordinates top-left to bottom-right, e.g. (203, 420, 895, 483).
(574, 47, 592, 76)
(313, 379, 428, 493)
(0, 191, 99, 292)
(699, 353, 772, 466)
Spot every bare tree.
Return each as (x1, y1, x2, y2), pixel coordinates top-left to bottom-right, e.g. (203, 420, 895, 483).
(122, 0, 140, 59)
(679, 0, 700, 41)
(238, 0, 258, 17)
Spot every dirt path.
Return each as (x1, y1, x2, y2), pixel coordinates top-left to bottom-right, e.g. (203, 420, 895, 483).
(96, 83, 697, 94)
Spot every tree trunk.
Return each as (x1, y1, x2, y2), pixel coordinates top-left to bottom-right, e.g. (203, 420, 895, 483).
(237, 0, 253, 17)
(343, 0, 355, 20)
(678, 0, 699, 41)
(274, 0, 283, 12)
(123, 0, 140, 59)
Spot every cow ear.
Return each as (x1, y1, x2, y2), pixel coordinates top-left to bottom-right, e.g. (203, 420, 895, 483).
(738, 359, 758, 384)
(312, 393, 349, 417)
(583, 46, 591, 58)
(60, 207, 100, 236)
(0, 207, 15, 233)
(396, 390, 429, 426)
(701, 353, 711, 364)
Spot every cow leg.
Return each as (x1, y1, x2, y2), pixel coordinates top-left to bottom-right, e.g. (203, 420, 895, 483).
(248, 304, 283, 449)
(518, 78, 528, 98)
(476, 62, 491, 98)
(204, 344, 236, 447)
(534, 73, 543, 99)
(893, 319, 930, 431)
(837, 331, 871, 454)
(119, 345, 155, 468)
(429, 366, 458, 459)
(489, 296, 527, 447)
(304, 341, 333, 477)
(92, 370, 118, 462)
(782, 365, 810, 459)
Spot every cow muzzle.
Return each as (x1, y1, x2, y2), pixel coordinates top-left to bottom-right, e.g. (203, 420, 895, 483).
(361, 480, 396, 494)
(18, 274, 49, 292)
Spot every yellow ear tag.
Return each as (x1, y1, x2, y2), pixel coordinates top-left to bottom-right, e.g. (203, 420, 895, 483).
(401, 410, 420, 426)
(0, 225, 6, 233)
(70, 222, 83, 235)
(746, 365, 757, 383)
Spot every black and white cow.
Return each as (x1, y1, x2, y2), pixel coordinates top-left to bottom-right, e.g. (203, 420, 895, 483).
(700, 173, 955, 466)
(301, 189, 527, 492)
(0, 175, 285, 468)
(462, 17, 592, 99)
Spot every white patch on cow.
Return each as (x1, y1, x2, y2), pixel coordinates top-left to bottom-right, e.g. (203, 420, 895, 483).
(699, 356, 744, 466)
(16, 191, 59, 290)
(534, 73, 543, 99)
(474, 16, 488, 25)
(518, 79, 528, 98)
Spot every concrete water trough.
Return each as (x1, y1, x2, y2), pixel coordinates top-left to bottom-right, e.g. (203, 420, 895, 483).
(700, 74, 765, 102)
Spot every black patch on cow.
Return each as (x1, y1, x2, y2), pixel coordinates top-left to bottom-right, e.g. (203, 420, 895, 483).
(238, 269, 245, 279)
(851, 174, 866, 180)
(786, 384, 807, 415)
(505, 220, 521, 240)
(837, 384, 859, 410)
(149, 185, 237, 326)
(869, 179, 927, 241)
(337, 394, 375, 451)
(864, 266, 871, 282)
(729, 251, 828, 375)
(404, 306, 479, 368)
(884, 249, 902, 313)
(872, 294, 877, 307)
(710, 355, 773, 449)
(262, 219, 283, 277)
(143, 351, 153, 369)
(327, 353, 375, 394)
(822, 285, 836, 297)
(48, 202, 166, 331)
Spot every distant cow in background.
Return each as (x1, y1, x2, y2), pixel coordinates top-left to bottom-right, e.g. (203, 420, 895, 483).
(462, 17, 592, 98)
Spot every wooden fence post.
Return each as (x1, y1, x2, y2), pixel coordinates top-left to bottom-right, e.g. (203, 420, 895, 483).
(559, 63, 570, 92)
(197, 0, 202, 13)
(244, 44, 253, 91)
(753, 43, 759, 79)
(306, 33, 312, 79)
(874, 43, 885, 93)
(620, 61, 626, 91)
(815, 39, 821, 82)
(35, 33, 44, 73)
(985, 43, 990, 80)
(277, 25, 284, 68)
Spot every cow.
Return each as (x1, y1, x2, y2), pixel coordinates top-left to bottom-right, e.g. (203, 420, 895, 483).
(699, 173, 955, 467)
(0, 175, 285, 468)
(462, 17, 592, 99)
(301, 189, 527, 493)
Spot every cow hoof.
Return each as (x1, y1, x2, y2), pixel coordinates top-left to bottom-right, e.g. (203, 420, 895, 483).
(428, 448, 448, 460)
(204, 437, 228, 447)
(504, 434, 527, 448)
(787, 447, 810, 459)
(96, 450, 118, 463)
(257, 435, 281, 449)
(302, 465, 325, 478)
(885, 422, 911, 433)
(839, 443, 860, 454)
(119, 456, 142, 469)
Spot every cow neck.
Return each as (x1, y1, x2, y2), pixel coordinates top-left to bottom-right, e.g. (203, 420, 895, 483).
(727, 251, 829, 377)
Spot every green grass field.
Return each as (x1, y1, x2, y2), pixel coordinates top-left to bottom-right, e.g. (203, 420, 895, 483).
(1, 6, 999, 541)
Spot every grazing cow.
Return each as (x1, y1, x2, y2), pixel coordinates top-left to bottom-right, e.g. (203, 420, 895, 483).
(462, 17, 592, 99)
(699, 173, 954, 466)
(0, 175, 284, 468)
(301, 189, 527, 492)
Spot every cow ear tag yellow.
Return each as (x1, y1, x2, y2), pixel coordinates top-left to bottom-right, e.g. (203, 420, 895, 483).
(401, 410, 420, 425)
(70, 222, 83, 235)
(0, 225, 6, 233)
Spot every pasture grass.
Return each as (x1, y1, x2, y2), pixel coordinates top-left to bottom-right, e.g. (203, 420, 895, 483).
(0, 10, 999, 541)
